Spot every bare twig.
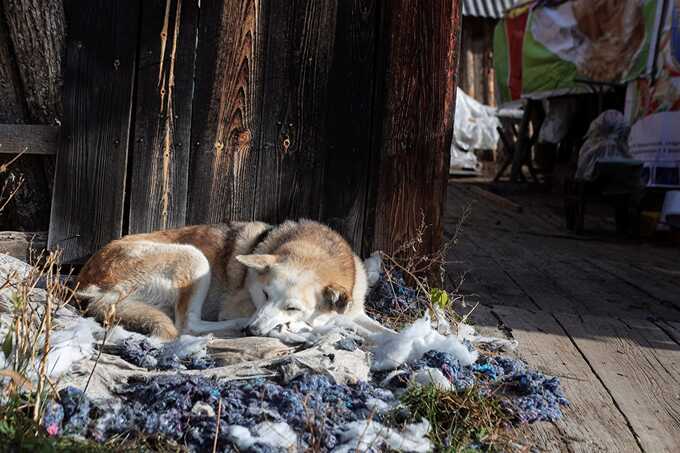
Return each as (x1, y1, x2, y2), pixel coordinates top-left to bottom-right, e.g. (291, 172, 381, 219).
(212, 397, 222, 453)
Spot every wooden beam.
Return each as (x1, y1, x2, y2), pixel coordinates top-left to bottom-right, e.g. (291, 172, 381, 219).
(0, 124, 59, 155)
(0, 0, 63, 230)
(0, 231, 47, 262)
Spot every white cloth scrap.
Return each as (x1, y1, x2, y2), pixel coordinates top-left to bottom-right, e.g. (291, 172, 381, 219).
(370, 314, 478, 371)
(227, 422, 297, 450)
(335, 419, 432, 453)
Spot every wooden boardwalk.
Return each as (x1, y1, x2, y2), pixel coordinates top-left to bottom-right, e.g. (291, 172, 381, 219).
(444, 182, 680, 452)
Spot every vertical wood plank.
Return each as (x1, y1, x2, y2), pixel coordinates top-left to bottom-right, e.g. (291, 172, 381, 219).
(128, 0, 198, 233)
(367, 0, 461, 256)
(48, 0, 139, 263)
(320, 0, 377, 253)
(252, 0, 338, 223)
(187, 0, 266, 224)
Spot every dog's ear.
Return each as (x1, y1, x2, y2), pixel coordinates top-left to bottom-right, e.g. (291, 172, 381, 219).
(236, 254, 278, 273)
(323, 284, 350, 313)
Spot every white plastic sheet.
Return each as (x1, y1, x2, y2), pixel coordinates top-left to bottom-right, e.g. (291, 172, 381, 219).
(539, 97, 578, 144)
(450, 88, 501, 173)
(575, 110, 634, 181)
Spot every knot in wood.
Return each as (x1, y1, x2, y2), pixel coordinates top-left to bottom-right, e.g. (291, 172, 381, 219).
(282, 135, 291, 153)
(237, 129, 251, 146)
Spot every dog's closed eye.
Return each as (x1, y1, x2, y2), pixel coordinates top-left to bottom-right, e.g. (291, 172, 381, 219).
(285, 305, 301, 312)
(263, 289, 269, 300)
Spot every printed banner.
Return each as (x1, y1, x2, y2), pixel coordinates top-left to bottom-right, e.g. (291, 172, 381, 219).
(495, 0, 662, 104)
(626, 0, 680, 187)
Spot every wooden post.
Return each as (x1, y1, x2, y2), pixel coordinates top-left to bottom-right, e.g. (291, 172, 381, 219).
(367, 0, 461, 256)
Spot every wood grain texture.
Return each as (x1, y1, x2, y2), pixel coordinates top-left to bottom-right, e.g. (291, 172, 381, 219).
(555, 312, 680, 452)
(586, 258, 680, 311)
(493, 306, 642, 452)
(48, 0, 139, 263)
(368, 0, 460, 255)
(252, 0, 338, 223)
(128, 0, 198, 233)
(320, 0, 378, 253)
(0, 124, 58, 155)
(187, 0, 266, 224)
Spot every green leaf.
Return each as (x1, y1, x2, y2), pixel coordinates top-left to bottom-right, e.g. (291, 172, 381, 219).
(430, 288, 450, 309)
(2, 331, 12, 359)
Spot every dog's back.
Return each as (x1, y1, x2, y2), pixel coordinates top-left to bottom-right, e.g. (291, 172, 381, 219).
(77, 222, 269, 338)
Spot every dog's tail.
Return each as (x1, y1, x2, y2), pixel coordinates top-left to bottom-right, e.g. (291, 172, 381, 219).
(79, 286, 178, 340)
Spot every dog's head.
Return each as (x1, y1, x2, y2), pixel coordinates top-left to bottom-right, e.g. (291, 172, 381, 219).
(236, 254, 352, 336)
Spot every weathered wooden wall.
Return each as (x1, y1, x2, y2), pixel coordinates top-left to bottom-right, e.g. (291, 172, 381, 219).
(49, 0, 462, 263)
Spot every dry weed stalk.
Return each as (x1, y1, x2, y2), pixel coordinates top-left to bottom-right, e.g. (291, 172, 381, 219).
(0, 250, 78, 423)
(0, 148, 27, 215)
(373, 205, 472, 328)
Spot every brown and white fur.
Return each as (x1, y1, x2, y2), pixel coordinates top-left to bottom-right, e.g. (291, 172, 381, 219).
(77, 219, 386, 340)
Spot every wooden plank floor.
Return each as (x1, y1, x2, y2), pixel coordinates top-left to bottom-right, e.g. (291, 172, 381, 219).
(445, 182, 680, 452)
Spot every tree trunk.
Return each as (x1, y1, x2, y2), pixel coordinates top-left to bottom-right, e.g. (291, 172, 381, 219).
(0, 0, 64, 231)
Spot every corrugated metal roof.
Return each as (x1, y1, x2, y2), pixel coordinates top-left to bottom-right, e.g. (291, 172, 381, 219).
(462, 0, 519, 19)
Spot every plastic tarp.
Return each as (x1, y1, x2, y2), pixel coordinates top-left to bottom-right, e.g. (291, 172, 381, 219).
(538, 97, 579, 144)
(450, 88, 500, 174)
(575, 110, 635, 181)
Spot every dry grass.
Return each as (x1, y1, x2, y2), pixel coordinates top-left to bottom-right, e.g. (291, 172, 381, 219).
(399, 384, 515, 452)
(0, 150, 26, 216)
(0, 251, 176, 451)
(0, 250, 97, 450)
(368, 206, 473, 330)
(374, 207, 524, 452)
